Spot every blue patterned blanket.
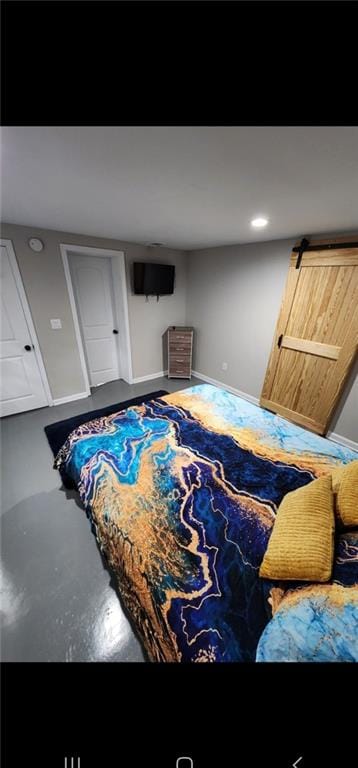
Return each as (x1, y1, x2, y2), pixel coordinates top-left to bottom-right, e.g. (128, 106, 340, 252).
(54, 384, 358, 661)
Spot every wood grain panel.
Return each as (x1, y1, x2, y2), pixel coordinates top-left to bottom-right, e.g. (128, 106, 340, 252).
(260, 264, 301, 400)
(270, 349, 336, 425)
(285, 265, 357, 346)
(260, 397, 324, 434)
(260, 236, 358, 435)
(290, 252, 358, 266)
(321, 300, 358, 424)
(281, 336, 340, 360)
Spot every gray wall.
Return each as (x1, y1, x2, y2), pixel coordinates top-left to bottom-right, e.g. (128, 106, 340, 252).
(125, 247, 187, 379)
(186, 239, 358, 442)
(1, 223, 187, 399)
(2, 222, 356, 441)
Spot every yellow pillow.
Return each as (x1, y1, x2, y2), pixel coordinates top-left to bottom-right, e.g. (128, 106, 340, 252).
(331, 460, 358, 528)
(259, 475, 335, 582)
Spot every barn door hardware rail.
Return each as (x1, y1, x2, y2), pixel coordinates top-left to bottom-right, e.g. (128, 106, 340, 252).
(293, 237, 358, 269)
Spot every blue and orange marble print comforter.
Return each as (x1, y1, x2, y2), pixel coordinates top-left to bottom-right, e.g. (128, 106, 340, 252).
(54, 384, 358, 662)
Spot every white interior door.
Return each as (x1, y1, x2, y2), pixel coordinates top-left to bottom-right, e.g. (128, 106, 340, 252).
(69, 254, 120, 387)
(0, 244, 48, 417)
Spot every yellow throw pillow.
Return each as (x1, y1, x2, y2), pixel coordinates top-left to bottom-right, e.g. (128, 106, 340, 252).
(331, 460, 358, 528)
(259, 475, 335, 582)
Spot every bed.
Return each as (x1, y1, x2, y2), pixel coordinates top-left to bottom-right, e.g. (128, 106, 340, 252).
(54, 384, 358, 662)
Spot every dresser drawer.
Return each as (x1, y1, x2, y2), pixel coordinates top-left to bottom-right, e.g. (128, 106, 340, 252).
(169, 331, 193, 344)
(169, 357, 191, 371)
(169, 353, 191, 365)
(169, 363, 191, 376)
(169, 341, 192, 353)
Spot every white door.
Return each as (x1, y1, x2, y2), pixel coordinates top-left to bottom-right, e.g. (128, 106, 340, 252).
(69, 254, 120, 387)
(0, 243, 48, 417)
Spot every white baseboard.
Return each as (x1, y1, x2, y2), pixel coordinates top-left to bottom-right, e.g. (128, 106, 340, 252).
(131, 371, 168, 384)
(192, 370, 259, 406)
(52, 391, 90, 406)
(51, 372, 357, 452)
(192, 370, 358, 453)
(326, 431, 358, 453)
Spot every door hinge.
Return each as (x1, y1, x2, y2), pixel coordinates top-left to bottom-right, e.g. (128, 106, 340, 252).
(295, 237, 310, 269)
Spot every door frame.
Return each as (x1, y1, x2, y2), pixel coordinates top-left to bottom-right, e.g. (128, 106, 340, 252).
(60, 244, 133, 391)
(0, 238, 53, 407)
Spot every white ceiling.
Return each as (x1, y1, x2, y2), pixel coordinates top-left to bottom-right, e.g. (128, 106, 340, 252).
(1, 126, 358, 250)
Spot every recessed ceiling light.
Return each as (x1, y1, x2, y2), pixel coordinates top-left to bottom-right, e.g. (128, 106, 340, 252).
(251, 217, 269, 228)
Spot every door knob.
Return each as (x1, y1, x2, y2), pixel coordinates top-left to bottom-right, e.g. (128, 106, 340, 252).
(112, 329, 119, 334)
(24, 344, 32, 351)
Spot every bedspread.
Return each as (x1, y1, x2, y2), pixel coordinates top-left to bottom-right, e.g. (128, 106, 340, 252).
(54, 384, 357, 662)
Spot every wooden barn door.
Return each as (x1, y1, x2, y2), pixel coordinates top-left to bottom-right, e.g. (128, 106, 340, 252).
(260, 235, 358, 435)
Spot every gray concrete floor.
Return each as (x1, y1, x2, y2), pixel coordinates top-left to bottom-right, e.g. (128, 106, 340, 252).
(0, 376, 202, 662)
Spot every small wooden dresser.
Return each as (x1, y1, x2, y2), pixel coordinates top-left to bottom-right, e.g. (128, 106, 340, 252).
(165, 326, 194, 379)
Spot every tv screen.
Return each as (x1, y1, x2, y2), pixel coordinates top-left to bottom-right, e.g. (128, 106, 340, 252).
(133, 262, 175, 296)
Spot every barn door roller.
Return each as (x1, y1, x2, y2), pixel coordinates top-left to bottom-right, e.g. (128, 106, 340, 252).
(295, 237, 310, 269)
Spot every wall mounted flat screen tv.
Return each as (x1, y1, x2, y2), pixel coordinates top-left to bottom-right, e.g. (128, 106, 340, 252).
(133, 262, 175, 296)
